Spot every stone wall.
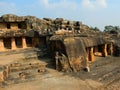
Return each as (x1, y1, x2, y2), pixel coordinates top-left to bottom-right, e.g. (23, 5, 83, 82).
(0, 23, 7, 30)
(0, 14, 90, 35)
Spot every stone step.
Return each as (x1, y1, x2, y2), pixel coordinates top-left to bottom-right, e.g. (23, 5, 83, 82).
(0, 48, 38, 56)
(10, 62, 47, 73)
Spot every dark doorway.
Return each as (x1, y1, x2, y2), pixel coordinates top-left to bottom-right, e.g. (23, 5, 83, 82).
(15, 37, 22, 48)
(18, 23, 22, 29)
(26, 37, 32, 47)
(7, 23, 11, 29)
(39, 37, 46, 46)
(3, 38, 11, 49)
(98, 45, 102, 52)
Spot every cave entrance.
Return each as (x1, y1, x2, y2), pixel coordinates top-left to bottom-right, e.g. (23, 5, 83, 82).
(15, 37, 22, 48)
(26, 37, 32, 47)
(3, 38, 11, 49)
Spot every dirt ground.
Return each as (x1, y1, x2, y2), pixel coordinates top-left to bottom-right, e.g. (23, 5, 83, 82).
(0, 49, 120, 90)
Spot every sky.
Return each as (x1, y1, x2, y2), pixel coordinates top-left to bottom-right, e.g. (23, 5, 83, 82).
(0, 0, 120, 31)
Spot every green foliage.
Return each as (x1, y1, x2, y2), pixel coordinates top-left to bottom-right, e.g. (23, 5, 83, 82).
(90, 27, 100, 31)
(104, 25, 120, 34)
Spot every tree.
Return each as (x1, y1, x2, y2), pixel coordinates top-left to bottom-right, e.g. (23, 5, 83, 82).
(104, 25, 120, 34)
(90, 27, 100, 31)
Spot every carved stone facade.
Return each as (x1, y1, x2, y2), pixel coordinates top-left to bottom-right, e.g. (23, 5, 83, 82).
(0, 14, 116, 73)
(50, 36, 113, 72)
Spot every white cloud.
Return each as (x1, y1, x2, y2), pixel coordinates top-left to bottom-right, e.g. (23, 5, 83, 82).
(36, 0, 78, 18)
(81, 0, 94, 9)
(81, 0, 107, 9)
(39, 0, 77, 9)
(41, 0, 49, 7)
(37, 0, 107, 12)
(0, 2, 19, 16)
(0, 0, 109, 31)
(95, 0, 107, 8)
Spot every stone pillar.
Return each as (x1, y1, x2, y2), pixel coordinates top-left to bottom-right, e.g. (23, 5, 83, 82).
(0, 71, 4, 82)
(11, 38, 17, 50)
(89, 47, 95, 62)
(55, 52, 59, 70)
(110, 43, 113, 56)
(85, 56, 90, 72)
(85, 48, 90, 72)
(22, 37, 27, 48)
(102, 44, 108, 57)
(0, 39, 5, 51)
(5, 65, 10, 79)
(86, 48, 89, 61)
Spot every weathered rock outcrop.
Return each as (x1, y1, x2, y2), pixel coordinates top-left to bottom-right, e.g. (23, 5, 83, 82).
(0, 14, 119, 73)
(0, 14, 91, 37)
